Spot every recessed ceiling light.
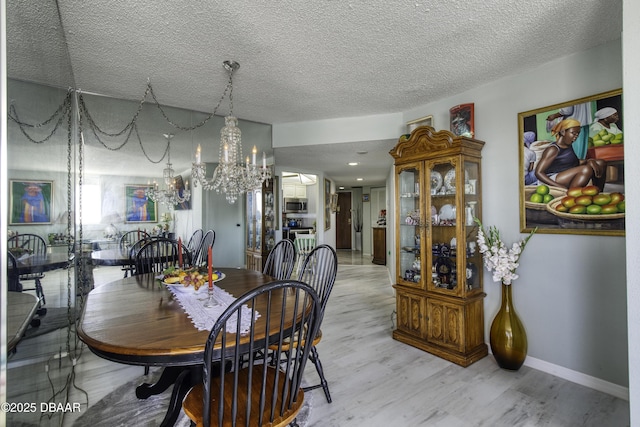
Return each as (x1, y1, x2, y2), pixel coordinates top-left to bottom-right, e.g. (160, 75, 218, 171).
(356, 178, 364, 181)
(357, 151, 368, 155)
(348, 162, 358, 166)
(339, 186, 345, 190)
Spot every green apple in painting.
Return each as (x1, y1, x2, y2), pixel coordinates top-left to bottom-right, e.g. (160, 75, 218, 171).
(586, 204, 602, 215)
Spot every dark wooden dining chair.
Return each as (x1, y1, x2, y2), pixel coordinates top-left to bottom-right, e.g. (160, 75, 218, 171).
(186, 228, 204, 261)
(182, 280, 321, 427)
(274, 244, 337, 403)
(194, 229, 215, 266)
(119, 230, 150, 277)
(8, 233, 48, 306)
(134, 237, 185, 275)
(263, 238, 296, 280)
(127, 236, 152, 276)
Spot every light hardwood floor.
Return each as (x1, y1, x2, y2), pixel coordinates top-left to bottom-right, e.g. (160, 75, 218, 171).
(6, 250, 630, 426)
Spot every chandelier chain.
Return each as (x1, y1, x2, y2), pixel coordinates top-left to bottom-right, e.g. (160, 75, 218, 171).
(147, 81, 231, 131)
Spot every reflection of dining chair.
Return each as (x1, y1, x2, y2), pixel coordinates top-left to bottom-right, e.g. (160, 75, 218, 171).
(182, 280, 321, 427)
(119, 230, 150, 277)
(194, 229, 215, 266)
(134, 238, 184, 275)
(7, 251, 22, 292)
(186, 229, 204, 261)
(273, 244, 337, 403)
(8, 233, 48, 306)
(263, 238, 295, 280)
(127, 237, 153, 276)
(294, 233, 316, 275)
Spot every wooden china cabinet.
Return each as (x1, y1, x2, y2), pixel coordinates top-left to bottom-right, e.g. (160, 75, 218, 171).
(246, 177, 277, 272)
(389, 126, 487, 367)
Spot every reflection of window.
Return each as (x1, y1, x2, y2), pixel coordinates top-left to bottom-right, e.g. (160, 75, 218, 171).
(81, 184, 102, 224)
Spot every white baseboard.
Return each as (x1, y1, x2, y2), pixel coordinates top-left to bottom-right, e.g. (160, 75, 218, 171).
(521, 354, 629, 401)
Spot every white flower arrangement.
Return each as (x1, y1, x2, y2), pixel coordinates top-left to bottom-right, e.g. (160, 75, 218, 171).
(475, 218, 537, 285)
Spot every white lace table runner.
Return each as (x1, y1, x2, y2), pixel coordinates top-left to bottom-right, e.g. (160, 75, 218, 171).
(165, 283, 259, 334)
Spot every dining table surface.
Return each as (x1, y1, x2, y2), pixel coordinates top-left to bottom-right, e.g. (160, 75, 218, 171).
(77, 267, 283, 366)
(7, 291, 40, 353)
(14, 252, 73, 275)
(76, 267, 289, 426)
(90, 247, 131, 267)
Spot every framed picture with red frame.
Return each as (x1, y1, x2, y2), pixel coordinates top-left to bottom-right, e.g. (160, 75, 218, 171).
(449, 103, 474, 138)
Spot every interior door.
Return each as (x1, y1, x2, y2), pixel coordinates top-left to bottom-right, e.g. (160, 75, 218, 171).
(203, 189, 245, 268)
(336, 192, 352, 249)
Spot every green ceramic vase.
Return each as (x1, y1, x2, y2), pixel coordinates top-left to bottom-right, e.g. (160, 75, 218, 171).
(490, 283, 528, 370)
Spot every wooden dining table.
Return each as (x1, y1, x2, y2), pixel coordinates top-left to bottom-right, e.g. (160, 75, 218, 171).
(77, 267, 287, 427)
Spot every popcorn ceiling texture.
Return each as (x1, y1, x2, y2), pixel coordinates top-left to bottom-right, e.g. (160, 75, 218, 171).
(7, 0, 621, 125)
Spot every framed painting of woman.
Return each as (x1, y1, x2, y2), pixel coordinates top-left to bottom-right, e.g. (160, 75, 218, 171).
(9, 180, 53, 225)
(518, 89, 624, 236)
(125, 184, 158, 223)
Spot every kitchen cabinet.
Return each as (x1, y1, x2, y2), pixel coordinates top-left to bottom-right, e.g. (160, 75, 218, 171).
(372, 227, 386, 265)
(282, 183, 307, 199)
(246, 178, 277, 272)
(389, 126, 487, 367)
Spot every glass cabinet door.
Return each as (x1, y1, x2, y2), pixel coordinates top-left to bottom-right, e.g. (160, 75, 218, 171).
(462, 159, 481, 292)
(396, 164, 424, 288)
(428, 159, 459, 293)
(247, 190, 255, 250)
(263, 181, 276, 253)
(255, 189, 262, 251)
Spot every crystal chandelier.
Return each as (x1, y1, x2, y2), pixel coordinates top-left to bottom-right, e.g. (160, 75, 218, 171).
(191, 61, 271, 204)
(147, 133, 191, 209)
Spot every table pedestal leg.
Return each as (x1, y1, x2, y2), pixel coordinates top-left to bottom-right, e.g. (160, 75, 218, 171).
(135, 362, 230, 427)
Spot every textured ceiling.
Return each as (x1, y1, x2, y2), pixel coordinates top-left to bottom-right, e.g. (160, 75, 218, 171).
(6, 0, 623, 187)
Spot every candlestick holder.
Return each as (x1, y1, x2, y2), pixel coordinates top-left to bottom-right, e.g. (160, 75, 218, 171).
(203, 285, 218, 307)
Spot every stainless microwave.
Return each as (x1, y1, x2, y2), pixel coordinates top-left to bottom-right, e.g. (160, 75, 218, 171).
(284, 198, 308, 213)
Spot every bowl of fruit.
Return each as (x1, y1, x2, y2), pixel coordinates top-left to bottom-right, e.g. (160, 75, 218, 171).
(524, 185, 566, 224)
(162, 267, 224, 292)
(545, 185, 625, 230)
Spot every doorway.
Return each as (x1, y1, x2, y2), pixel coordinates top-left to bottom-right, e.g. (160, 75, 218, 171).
(336, 192, 352, 249)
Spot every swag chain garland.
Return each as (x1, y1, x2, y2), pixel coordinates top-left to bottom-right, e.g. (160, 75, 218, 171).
(8, 78, 234, 164)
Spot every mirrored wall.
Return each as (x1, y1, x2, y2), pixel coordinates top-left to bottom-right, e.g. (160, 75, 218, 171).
(3, 1, 272, 424)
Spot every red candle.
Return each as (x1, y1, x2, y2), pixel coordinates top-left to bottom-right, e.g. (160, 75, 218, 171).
(208, 246, 213, 289)
(178, 237, 183, 268)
